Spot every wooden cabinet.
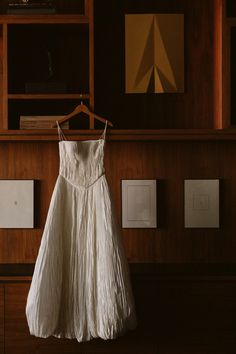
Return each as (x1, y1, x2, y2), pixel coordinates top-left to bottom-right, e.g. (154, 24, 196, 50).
(1, 272, 236, 353)
(0, 0, 94, 131)
(4, 282, 84, 354)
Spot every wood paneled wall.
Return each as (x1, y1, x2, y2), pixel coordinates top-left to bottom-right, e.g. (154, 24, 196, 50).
(1, 140, 236, 264)
(0, 142, 58, 263)
(94, 0, 216, 129)
(105, 140, 236, 263)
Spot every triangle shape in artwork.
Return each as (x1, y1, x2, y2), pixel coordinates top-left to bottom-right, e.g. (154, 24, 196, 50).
(154, 65, 164, 93)
(154, 15, 177, 91)
(147, 66, 155, 93)
(156, 66, 178, 92)
(146, 65, 168, 93)
(134, 66, 153, 92)
(134, 17, 155, 89)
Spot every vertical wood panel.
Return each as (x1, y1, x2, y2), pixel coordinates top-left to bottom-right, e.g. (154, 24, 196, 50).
(4, 283, 84, 354)
(0, 285, 4, 354)
(214, 0, 223, 128)
(185, 0, 215, 129)
(88, 0, 94, 128)
(0, 25, 3, 129)
(2, 24, 8, 129)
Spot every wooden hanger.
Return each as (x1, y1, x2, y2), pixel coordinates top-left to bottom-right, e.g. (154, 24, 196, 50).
(53, 102, 113, 128)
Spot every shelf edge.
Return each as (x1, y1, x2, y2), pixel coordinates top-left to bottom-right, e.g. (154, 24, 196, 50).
(0, 129, 236, 141)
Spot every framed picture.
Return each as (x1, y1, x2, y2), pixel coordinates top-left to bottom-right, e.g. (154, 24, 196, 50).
(0, 180, 34, 228)
(122, 179, 157, 228)
(184, 179, 219, 228)
(125, 13, 184, 93)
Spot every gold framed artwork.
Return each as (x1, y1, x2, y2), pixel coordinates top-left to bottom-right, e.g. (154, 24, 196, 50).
(125, 14, 184, 93)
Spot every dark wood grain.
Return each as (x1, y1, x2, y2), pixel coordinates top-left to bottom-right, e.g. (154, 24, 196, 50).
(0, 285, 4, 354)
(4, 283, 84, 354)
(2, 24, 7, 129)
(2, 276, 236, 353)
(3, 129, 236, 142)
(0, 142, 59, 263)
(214, 0, 223, 128)
(1, 140, 236, 264)
(0, 25, 3, 129)
(105, 140, 236, 263)
(222, 0, 231, 128)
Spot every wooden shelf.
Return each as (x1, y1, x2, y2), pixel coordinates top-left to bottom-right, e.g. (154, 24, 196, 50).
(0, 276, 31, 282)
(0, 14, 89, 24)
(8, 93, 90, 100)
(1, 129, 236, 141)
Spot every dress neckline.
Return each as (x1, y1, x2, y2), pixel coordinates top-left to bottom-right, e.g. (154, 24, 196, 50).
(59, 139, 104, 144)
(57, 120, 108, 142)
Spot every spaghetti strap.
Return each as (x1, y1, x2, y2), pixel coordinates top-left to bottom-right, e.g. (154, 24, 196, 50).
(100, 120, 108, 140)
(56, 121, 67, 141)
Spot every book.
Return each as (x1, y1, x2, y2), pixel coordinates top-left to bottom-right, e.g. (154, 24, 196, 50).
(20, 116, 69, 130)
(7, 8, 56, 14)
(7, 1, 56, 14)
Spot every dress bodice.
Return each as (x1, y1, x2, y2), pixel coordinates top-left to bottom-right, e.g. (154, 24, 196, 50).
(59, 139, 105, 188)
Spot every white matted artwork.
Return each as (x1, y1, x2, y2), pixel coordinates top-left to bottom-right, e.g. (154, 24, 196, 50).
(122, 179, 157, 228)
(184, 179, 219, 228)
(0, 180, 34, 228)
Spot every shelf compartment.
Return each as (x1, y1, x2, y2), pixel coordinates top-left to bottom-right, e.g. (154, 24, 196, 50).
(8, 99, 93, 130)
(8, 24, 89, 95)
(0, 0, 86, 17)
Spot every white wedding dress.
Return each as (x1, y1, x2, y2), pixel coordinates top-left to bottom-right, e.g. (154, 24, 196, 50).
(26, 122, 136, 342)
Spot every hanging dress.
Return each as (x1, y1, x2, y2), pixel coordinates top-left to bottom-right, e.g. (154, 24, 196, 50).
(26, 122, 137, 342)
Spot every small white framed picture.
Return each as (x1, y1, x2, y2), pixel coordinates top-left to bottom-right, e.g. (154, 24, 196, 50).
(0, 180, 34, 228)
(122, 179, 157, 228)
(184, 179, 219, 228)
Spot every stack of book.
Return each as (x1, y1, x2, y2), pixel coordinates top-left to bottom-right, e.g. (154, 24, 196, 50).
(7, 0, 56, 14)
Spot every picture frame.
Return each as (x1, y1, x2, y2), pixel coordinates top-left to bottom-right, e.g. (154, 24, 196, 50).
(0, 179, 34, 228)
(125, 13, 184, 94)
(121, 179, 157, 228)
(184, 179, 219, 228)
